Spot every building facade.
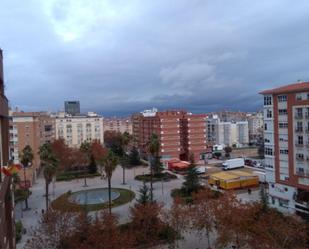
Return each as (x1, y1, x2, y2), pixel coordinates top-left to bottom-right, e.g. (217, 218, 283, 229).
(206, 114, 249, 147)
(247, 112, 264, 143)
(261, 82, 309, 214)
(132, 108, 207, 161)
(0, 48, 15, 249)
(103, 117, 132, 134)
(9, 111, 55, 185)
(55, 112, 104, 148)
(64, 101, 80, 116)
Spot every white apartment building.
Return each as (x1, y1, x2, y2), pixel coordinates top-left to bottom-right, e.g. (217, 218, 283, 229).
(247, 112, 264, 143)
(261, 82, 309, 215)
(207, 115, 249, 147)
(54, 112, 104, 147)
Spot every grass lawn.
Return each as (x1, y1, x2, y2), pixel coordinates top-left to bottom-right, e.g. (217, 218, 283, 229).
(51, 188, 135, 212)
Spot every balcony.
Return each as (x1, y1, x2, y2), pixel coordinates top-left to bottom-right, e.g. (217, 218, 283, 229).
(295, 127, 303, 133)
(305, 112, 309, 119)
(295, 142, 304, 147)
(296, 155, 305, 161)
(295, 113, 303, 119)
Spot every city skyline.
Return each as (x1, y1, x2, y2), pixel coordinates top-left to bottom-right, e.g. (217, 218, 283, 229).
(1, 1, 309, 116)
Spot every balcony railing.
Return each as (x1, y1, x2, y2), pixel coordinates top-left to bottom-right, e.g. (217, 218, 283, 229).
(295, 127, 303, 133)
(295, 114, 303, 119)
(295, 142, 304, 147)
(296, 156, 305, 161)
(305, 112, 309, 118)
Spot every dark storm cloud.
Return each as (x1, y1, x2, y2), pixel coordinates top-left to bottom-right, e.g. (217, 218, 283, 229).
(1, 0, 309, 116)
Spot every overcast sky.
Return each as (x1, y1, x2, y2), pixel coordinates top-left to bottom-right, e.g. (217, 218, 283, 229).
(1, 0, 309, 116)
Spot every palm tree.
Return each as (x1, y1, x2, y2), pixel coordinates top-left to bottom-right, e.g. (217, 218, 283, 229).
(120, 132, 132, 184)
(80, 141, 91, 187)
(147, 133, 160, 202)
(20, 145, 34, 209)
(39, 143, 58, 211)
(101, 151, 118, 214)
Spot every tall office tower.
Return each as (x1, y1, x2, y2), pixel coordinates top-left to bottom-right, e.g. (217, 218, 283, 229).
(261, 82, 309, 214)
(65, 101, 80, 116)
(0, 48, 15, 249)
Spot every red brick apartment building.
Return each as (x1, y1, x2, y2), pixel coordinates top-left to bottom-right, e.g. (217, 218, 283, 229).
(132, 108, 207, 161)
(261, 82, 309, 214)
(10, 111, 55, 185)
(0, 49, 15, 249)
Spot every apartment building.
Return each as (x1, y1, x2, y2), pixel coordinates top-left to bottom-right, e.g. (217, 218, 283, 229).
(206, 115, 249, 147)
(0, 48, 15, 249)
(132, 108, 207, 161)
(247, 112, 264, 143)
(261, 82, 309, 214)
(54, 112, 104, 147)
(104, 117, 132, 134)
(10, 111, 55, 184)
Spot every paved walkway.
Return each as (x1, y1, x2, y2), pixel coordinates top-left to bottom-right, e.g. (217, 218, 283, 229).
(16, 165, 261, 249)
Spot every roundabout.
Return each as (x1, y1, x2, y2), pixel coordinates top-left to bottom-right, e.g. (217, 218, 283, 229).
(51, 187, 135, 212)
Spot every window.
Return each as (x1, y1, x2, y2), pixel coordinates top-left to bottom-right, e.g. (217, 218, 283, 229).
(264, 138, 270, 143)
(278, 109, 288, 115)
(307, 93, 309, 100)
(265, 147, 273, 156)
(296, 108, 303, 118)
(296, 153, 304, 160)
(279, 149, 288, 155)
(279, 122, 288, 129)
(264, 123, 268, 131)
(278, 95, 287, 102)
(266, 109, 272, 118)
(264, 96, 272, 106)
(279, 199, 289, 207)
(297, 135, 303, 145)
(296, 94, 302, 101)
(296, 121, 303, 132)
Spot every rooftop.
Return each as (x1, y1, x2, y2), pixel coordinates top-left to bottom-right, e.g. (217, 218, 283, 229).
(260, 82, 309, 95)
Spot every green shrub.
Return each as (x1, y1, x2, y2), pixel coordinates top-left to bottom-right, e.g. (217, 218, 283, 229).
(15, 221, 23, 243)
(135, 172, 177, 182)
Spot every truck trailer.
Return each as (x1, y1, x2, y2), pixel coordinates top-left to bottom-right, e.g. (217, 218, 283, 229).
(222, 158, 244, 170)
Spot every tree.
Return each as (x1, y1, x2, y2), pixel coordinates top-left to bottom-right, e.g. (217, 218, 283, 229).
(130, 201, 164, 245)
(80, 141, 91, 186)
(129, 146, 141, 166)
(181, 154, 200, 195)
(191, 189, 218, 249)
(104, 131, 123, 156)
(20, 145, 34, 209)
(88, 155, 97, 174)
(89, 140, 107, 177)
(24, 210, 77, 249)
(136, 181, 151, 205)
(120, 132, 132, 184)
(147, 133, 161, 202)
(39, 143, 58, 211)
(51, 139, 71, 171)
(224, 146, 232, 158)
(100, 151, 118, 214)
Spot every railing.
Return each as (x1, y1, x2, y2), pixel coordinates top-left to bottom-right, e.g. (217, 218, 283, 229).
(295, 127, 303, 133)
(296, 156, 305, 161)
(295, 114, 303, 119)
(295, 142, 303, 147)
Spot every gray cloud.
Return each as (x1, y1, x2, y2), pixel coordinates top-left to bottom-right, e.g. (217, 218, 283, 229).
(1, 0, 309, 116)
